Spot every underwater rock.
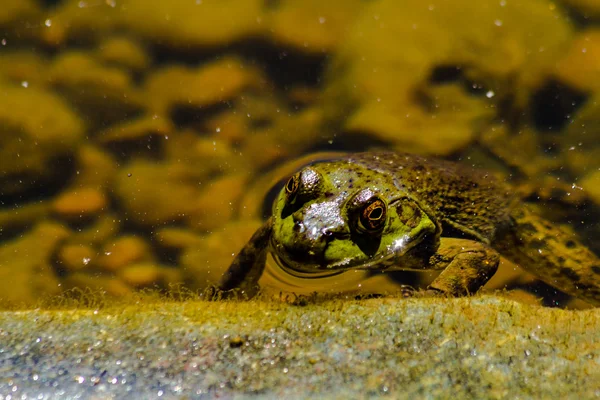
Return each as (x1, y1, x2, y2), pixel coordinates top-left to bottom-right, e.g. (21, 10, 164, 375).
(51, 188, 108, 222)
(267, 0, 364, 54)
(48, 51, 145, 127)
(119, 0, 264, 49)
(322, 0, 572, 155)
(580, 170, 600, 206)
(187, 174, 248, 233)
(181, 219, 263, 290)
(564, 95, 600, 176)
(0, 0, 42, 43)
(0, 84, 83, 197)
(67, 213, 121, 247)
(144, 57, 264, 115)
(117, 263, 163, 288)
(96, 36, 150, 74)
(56, 243, 96, 273)
(113, 160, 200, 226)
(70, 145, 118, 190)
(97, 114, 174, 148)
(0, 52, 49, 88)
(153, 228, 205, 253)
(554, 29, 600, 93)
(0, 222, 68, 306)
(480, 124, 559, 178)
(96, 235, 155, 273)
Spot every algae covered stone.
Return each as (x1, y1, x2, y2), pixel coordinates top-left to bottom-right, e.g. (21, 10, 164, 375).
(0, 84, 84, 196)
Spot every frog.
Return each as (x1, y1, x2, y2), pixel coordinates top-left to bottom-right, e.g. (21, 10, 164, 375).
(217, 152, 600, 306)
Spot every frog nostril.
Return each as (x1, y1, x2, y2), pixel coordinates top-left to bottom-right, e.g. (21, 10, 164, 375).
(293, 220, 304, 233)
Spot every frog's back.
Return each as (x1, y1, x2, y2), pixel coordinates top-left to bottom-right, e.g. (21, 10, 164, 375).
(347, 152, 516, 243)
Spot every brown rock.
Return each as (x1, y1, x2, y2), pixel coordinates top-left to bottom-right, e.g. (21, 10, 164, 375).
(188, 174, 248, 233)
(118, 0, 264, 49)
(117, 263, 162, 288)
(580, 170, 600, 206)
(96, 236, 154, 272)
(267, 0, 364, 54)
(153, 228, 204, 252)
(0, 84, 83, 196)
(554, 29, 600, 92)
(52, 188, 108, 221)
(113, 160, 200, 226)
(48, 51, 145, 126)
(0, 222, 68, 306)
(71, 145, 118, 190)
(68, 213, 121, 247)
(144, 57, 263, 114)
(181, 219, 263, 290)
(57, 244, 96, 272)
(97, 114, 173, 144)
(96, 36, 150, 73)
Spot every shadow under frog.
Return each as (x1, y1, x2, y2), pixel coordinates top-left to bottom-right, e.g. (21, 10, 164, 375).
(218, 152, 600, 306)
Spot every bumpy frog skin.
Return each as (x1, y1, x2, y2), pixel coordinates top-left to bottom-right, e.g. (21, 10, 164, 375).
(218, 152, 600, 306)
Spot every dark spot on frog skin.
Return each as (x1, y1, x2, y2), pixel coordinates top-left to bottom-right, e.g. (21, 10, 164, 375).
(559, 268, 580, 282)
(565, 240, 577, 249)
(592, 266, 600, 275)
(528, 238, 548, 250)
(519, 222, 537, 235)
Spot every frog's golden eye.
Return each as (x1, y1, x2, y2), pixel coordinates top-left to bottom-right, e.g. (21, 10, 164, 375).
(285, 174, 300, 200)
(358, 197, 387, 232)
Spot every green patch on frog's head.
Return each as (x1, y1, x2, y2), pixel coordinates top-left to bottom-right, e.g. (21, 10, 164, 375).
(270, 162, 438, 274)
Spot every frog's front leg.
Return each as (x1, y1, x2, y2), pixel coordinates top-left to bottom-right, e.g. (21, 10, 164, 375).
(217, 217, 273, 298)
(424, 238, 500, 296)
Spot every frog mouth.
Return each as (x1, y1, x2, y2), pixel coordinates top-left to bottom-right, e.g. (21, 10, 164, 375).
(272, 253, 346, 279)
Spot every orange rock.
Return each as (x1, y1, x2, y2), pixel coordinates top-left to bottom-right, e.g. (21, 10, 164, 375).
(554, 29, 600, 92)
(96, 236, 153, 272)
(187, 174, 247, 233)
(57, 244, 96, 272)
(117, 263, 162, 288)
(52, 188, 107, 220)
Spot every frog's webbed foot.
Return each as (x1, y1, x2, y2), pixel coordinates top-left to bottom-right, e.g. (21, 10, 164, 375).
(204, 285, 259, 301)
(215, 218, 273, 300)
(426, 238, 500, 297)
(397, 285, 444, 299)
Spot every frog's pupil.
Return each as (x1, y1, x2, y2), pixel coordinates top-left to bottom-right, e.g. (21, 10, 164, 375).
(360, 199, 386, 231)
(369, 206, 383, 220)
(285, 176, 298, 196)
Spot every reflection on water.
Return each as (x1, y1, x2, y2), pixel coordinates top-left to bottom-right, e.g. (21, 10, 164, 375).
(0, 0, 599, 308)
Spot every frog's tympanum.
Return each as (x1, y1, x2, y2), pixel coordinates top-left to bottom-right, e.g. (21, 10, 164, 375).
(218, 152, 600, 306)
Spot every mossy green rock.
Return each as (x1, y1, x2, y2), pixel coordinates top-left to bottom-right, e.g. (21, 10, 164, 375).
(0, 296, 598, 398)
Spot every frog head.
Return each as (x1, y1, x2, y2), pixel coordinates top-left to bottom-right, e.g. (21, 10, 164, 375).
(270, 161, 439, 275)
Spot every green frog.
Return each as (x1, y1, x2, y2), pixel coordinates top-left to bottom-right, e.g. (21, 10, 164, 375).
(218, 152, 600, 306)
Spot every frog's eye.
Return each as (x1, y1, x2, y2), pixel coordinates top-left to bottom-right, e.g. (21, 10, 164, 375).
(357, 197, 387, 233)
(285, 174, 300, 201)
